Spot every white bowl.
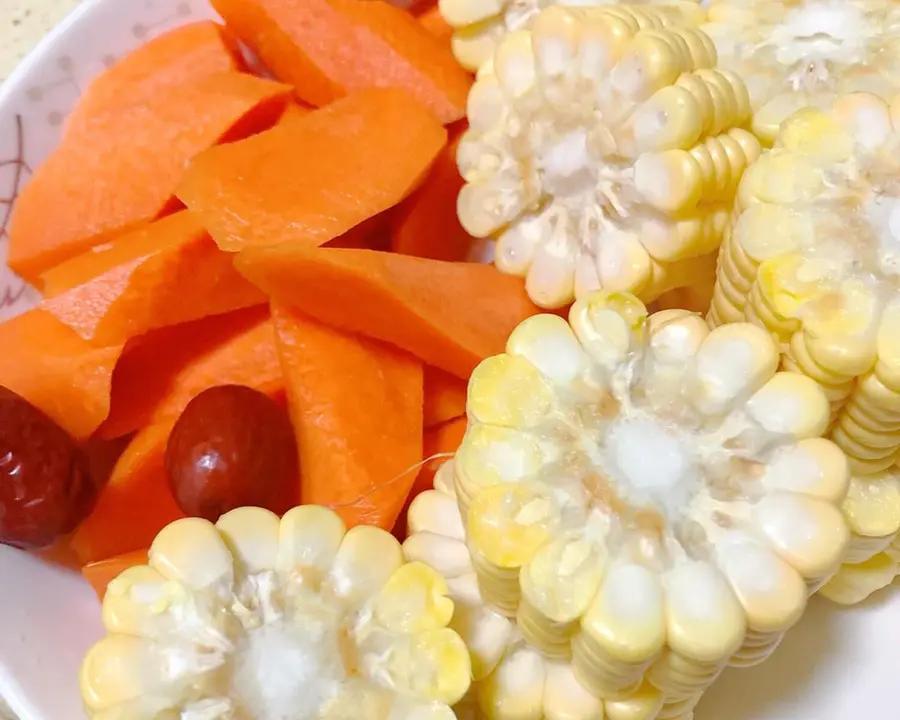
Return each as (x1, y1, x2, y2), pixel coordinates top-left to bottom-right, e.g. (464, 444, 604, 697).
(0, 1, 898, 718)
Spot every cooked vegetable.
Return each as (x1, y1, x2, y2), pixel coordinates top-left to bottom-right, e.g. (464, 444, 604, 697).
(82, 549, 149, 601)
(703, 0, 900, 145)
(456, 6, 759, 310)
(271, 302, 423, 531)
(406, 291, 852, 717)
(99, 308, 279, 440)
(441, 0, 704, 72)
(0, 309, 123, 440)
(80, 507, 471, 718)
(236, 246, 542, 379)
(709, 94, 900, 604)
(424, 366, 468, 428)
(211, 0, 472, 123)
(165, 385, 298, 521)
(8, 71, 292, 282)
(41, 211, 266, 345)
(415, 1, 454, 47)
(176, 88, 447, 252)
(0, 387, 96, 550)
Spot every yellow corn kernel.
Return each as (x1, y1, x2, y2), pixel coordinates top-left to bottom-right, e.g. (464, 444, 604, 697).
(703, 0, 900, 146)
(819, 552, 898, 605)
(80, 507, 470, 719)
(708, 91, 900, 603)
(458, 6, 755, 310)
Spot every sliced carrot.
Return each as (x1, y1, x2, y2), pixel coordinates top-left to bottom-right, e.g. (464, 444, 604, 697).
(390, 131, 473, 261)
(276, 102, 312, 125)
(70, 422, 186, 564)
(82, 549, 149, 600)
(394, 415, 466, 537)
(414, 2, 453, 46)
(98, 307, 280, 439)
(211, 0, 470, 123)
(0, 309, 122, 440)
(271, 301, 423, 531)
(236, 246, 542, 379)
(423, 365, 467, 428)
(40, 211, 266, 345)
(176, 88, 446, 252)
(9, 72, 292, 283)
(65, 22, 244, 135)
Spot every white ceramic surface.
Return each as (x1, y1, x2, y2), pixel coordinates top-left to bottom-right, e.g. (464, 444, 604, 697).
(0, 1, 898, 719)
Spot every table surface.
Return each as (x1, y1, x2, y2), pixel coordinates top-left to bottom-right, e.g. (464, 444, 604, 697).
(0, 0, 81, 82)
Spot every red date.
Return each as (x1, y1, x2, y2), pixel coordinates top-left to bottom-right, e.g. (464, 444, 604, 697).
(0, 386, 96, 550)
(165, 385, 298, 521)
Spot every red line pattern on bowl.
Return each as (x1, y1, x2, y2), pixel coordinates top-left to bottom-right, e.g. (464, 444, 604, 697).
(0, 115, 31, 313)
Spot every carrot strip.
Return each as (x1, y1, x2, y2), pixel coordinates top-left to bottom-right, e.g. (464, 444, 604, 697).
(236, 246, 542, 379)
(176, 88, 446, 252)
(98, 307, 280, 439)
(414, 2, 453, 47)
(423, 365, 467, 428)
(65, 22, 244, 135)
(390, 131, 473, 261)
(211, 0, 470, 123)
(40, 212, 266, 345)
(9, 72, 292, 283)
(393, 416, 466, 537)
(82, 549, 149, 600)
(271, 301, 423, 531)
(0, 309, 123, 440)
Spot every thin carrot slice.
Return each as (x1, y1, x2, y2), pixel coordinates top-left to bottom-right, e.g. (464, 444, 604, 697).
(9, 72, 292, 283)
(236, 246, 542, 379)
(423, 365, 467, 428)
(176, 88, 446, 252)
(0, 309, 122, 440)
(70, 422, 186, 564)
(414, 2, 453, 46)
(390, 131, 473, 261)
(65, 22, 244, 135)
(211, 0, 470, 123)
(276, 102, 312, 125)
(98, 307, 279, 439)
(40, 212, 266, 345)
(271, 301, 423, 531)
(82, 549, 149, 600)
(394, 416, 466, 537)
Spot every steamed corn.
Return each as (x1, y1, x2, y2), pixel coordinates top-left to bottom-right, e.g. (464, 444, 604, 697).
(709, 93, 900, 603)
(79, 506, 471, 719)
(457, 6, 759, 310)
(441, 0, 704, 72)
(703, 0, 900, 145)
(405, 291, 852, 718)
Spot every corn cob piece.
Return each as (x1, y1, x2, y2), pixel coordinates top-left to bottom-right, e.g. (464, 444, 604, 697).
(702, 0, 900, 146)
(79, 506, 471, 719)
(709, 93, 900, 602)
(405, 292, 851, 718)
(457, 6, 760, 310)
(441, 0, 704, 72)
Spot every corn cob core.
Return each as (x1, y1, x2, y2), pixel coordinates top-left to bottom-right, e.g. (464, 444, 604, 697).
(406, 291, 852, 718)
(703, 0, 900, 145)
(79, 507, 471, 719)
(456, 6, 760, 310)
(709, 93, 900, 603)
(440, 0, 704, 72)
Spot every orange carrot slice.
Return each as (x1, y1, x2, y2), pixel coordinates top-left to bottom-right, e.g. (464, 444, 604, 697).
(211, 0, 470, 123)
(236, 246, 542, 379)
(414, 2, 453, 46)
(391, 131, 473, 262)
(176, 88, 447, 252)
(0, 309, 123, 440)
(82, 549, 149, 600)
(70, 422, 186, 564)
(40, 212, 266, 345)
(65, 22, 244, 135)
(98, 307, 280, 439)
(423, 365, 467, 428)
(9, 72, 292, 283)
(271, 301, 423, 531)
